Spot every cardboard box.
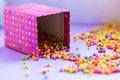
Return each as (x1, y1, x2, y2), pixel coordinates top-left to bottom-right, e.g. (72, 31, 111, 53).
(4, 3, 70, 56)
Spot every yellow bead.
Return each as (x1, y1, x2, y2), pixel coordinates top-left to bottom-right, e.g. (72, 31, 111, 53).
(46, 56, 50, 59)
(25, 64, 29, 69)
(69, 68, 74, 73)
(105, 69, 111, 74)
(47, 68, 51, 72)
(65, 67, 69, 72)
(84, 69, 89, 73)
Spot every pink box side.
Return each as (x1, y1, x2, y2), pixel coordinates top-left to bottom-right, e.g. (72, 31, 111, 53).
(4, 8, 39, 56)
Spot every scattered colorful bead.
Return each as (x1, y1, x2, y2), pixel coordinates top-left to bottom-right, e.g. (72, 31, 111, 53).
(45, 63, 51, 67)
(25, 64, 29, 69)
(44, 75, 48, 80)
(26, 71, 30, 76)
(76, 47, 79, 50)
(42, 69, 47, 74)
(23, 23, 120, 75)
(22, 56, 26, 61)
(47, 68, 51, 72)
(23, 61, 26, 65)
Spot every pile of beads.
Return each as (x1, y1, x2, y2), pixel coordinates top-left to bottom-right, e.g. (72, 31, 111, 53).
(53, 23, 120, 74)
(24, 23, 120, 75)
(74, 23, 120, 53)
(59, 52, 120, 74)
(38, 31, 68, 56)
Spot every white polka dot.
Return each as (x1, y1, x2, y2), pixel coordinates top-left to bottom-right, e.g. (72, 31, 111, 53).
(22, 36, 24, 39)
(13, 44, 15, 47)
(28, 32, 31, 35)
(10, 32, 12, 35)
(32, 17, 34, 20)
(28, 22, 31, 25)
(32, 28, 34, 31)
(12, 22, 14, 25)
(32, 33, 34, 37)
(19, 40, 21, 43)
(32, 40, 34, 42)
(12, 16, 14, 20)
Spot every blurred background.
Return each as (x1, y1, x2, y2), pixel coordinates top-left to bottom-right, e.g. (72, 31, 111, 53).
(1, 0, 120, 27)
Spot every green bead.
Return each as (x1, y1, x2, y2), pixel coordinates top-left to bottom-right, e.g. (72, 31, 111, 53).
(22, 56, 26, 60)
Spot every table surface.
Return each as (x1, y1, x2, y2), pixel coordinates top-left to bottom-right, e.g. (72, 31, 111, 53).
(0, 23, 120, 80)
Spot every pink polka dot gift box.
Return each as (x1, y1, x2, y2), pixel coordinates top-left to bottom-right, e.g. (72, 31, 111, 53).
(3, 3, 70, 57)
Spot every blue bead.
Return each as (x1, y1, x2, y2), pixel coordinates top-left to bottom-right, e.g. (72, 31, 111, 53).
(105, 58, 109, 62)
(32, 45, 35, 49)
(100, 46, 103, 50)
(72, 56, 75, 58)
(21, 24, 24, 28)
(110, 36, 112, 39)
(5, 32, 9, 35)
(84, 56, 88, 59)
(118, 59, 120, 62)
(87, 66, 91, 70)
(89, 56, 93, 59)
(20, 46, 23, 50)
(77, 54, 81, 56)
(105, 34, 108, 38)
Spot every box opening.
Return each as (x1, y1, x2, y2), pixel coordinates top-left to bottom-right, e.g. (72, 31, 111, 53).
(37, 13, 68, 55)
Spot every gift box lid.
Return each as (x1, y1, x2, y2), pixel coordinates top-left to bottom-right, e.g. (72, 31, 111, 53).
(4, 3, 69, 17)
